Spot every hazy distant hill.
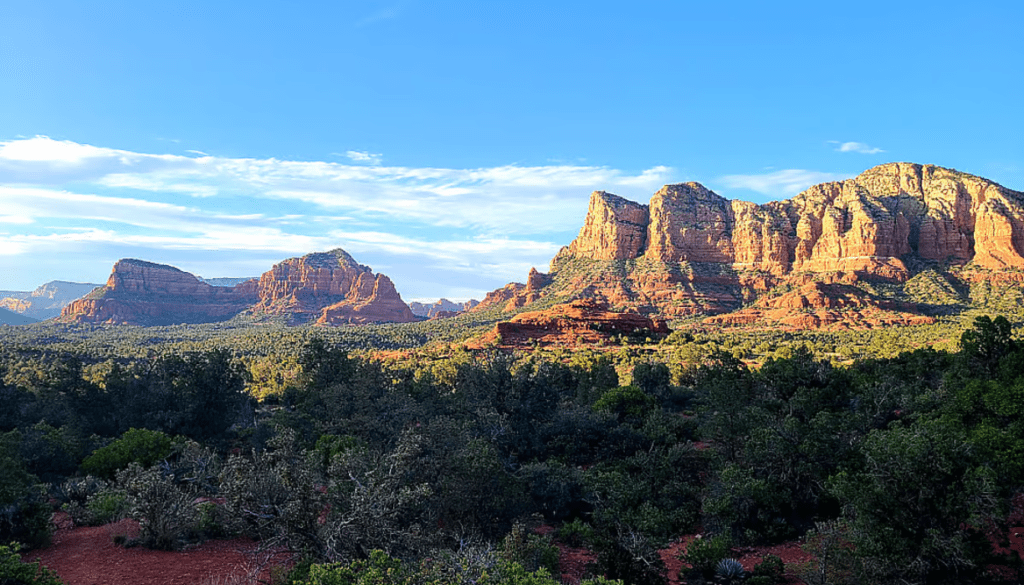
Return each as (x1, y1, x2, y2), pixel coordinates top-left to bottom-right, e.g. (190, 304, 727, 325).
(0, 281, 101, 320)
(409, 298, 480, 318)
(198, 277, 257, 287)
(0, 306, 38, 325)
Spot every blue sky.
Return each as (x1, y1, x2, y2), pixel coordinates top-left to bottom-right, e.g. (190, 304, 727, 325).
(1, 1, 1021, 301)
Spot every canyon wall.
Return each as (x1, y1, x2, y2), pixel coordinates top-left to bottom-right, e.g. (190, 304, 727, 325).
(558, 163, 1024, 276)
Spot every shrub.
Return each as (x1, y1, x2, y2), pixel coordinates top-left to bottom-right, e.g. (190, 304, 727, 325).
(0, 542, 63, 585)
(593, 386, 656, 423)
(681, 534, 731, 580)
(556, 518, 595, 547)
(81, 428, 173, 480)
(86, 490, 129, 525)
(295, 548, 566, 585)
(501, 523, 559, 575)
(0, 442, 51, 549)
(58, 476, 127, 527)
(117, 463, 198, 550)
(752, 553, 785, 583)
(592, 527, 666, 585)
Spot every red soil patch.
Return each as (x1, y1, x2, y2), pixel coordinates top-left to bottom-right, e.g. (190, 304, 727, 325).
(660, 535, 812, 585)
(554, 543, 597, 584)
(535, 524, 597, 584)
(23, 513, 291, 585)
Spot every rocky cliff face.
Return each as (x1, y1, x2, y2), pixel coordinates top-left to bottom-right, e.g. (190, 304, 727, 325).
(61, 260, 259, 325)
(61, 250, 417, 326)
(561, 191, 650, 260)
(477, 163, 1024, 331)
(248, 249, 416, 324)
(558, 163, 1024, 275)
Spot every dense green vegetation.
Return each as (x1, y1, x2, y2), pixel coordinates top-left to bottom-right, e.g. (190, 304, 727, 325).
(2, 315, 1024, 584)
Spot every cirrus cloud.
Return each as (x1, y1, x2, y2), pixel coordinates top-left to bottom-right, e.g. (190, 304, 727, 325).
(830, 140, 886, 155)
(0, 136, 677, 298)
(717, 169, 849, 198)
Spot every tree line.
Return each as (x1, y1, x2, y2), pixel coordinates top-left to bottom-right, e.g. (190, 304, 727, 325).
(3, 317, 1024, 584)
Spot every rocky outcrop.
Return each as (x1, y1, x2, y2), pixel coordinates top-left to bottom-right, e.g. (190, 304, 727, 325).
(558, 191, 649, 260)
(702, 282, 936, 330)
(477, 163, 1024, 331)
(316, 274, 417, 325)
(248, 249, 416, 324)
(61, 260, 259, 325)
(473, 299, 669, 348)
(473, 282, 528, 312)
(60, 250, 417, 326)
(556, 163, 1024, 277)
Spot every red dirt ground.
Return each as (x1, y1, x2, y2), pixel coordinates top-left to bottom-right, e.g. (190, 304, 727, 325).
(660, 536, 812, 585)
(30, 513, 1021, 585)
(22, 513, 291, 585)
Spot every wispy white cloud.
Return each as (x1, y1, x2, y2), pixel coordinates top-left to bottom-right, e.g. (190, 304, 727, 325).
(0, 136, 114, 163)
(718, 169, 849, 198)
(829, 140, 885, 154)
(0, 137, 673, 235)
(0, 215, 34, 224)
(344, 150, 382, 165)
(0, 136, 672, 297)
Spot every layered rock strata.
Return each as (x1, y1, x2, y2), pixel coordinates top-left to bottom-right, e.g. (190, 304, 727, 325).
(249, 250, 416, 324)
(474, 299, 669, 348)
(61, 249, 417, 326)
(554, 163, 1024, 274)
(476, 163, 1024, 330)
(702, 282, 936, 331)
(62, 260, 259, 325)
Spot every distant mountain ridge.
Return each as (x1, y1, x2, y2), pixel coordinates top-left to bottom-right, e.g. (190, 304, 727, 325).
(473, 162, 1024, 332)
(408, 298, 480, 318)
(0, 281, 102, 320)
(60, 249, 416, 326)
(198, 276, 257, 287)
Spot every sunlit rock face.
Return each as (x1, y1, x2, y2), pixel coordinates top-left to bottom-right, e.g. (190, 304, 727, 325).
(475, 163, 1024, 331)
(61, 250, 417, 326)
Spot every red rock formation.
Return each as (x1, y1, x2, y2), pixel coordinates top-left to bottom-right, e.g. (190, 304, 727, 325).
(557, 163, 1024, 277)
(249, 249, 415, 324)
(316, 274, 417, 325)
(558, 191, 649, 260)
(474, 299, 669, 348)
(473, 282, 527, 312)
(61, 250, 416, 326)
(61, 260, 258, 325)
(702, 282, 935, 330)
(477, 163, 1024, 331)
